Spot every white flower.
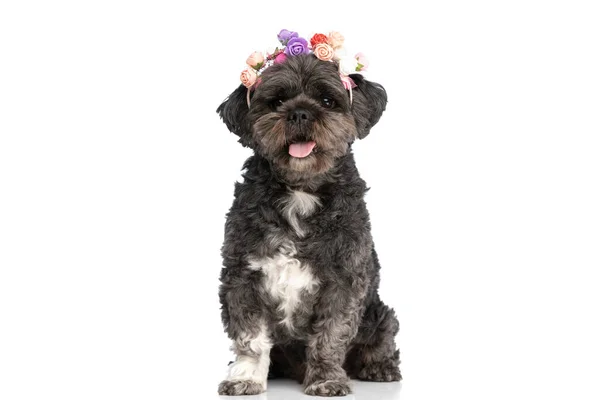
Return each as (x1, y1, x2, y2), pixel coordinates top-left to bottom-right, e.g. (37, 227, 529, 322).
(339, 56, 359, 75)
(333, 46, 347, 61)
(266, 42, 283, 57)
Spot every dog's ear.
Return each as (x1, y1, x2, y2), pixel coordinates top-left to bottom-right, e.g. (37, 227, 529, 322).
(350, 74, 387, 139)
(217, 85, 253, 147)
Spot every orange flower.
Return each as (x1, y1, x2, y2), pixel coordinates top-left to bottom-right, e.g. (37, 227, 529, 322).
(310, 33, 328, 48)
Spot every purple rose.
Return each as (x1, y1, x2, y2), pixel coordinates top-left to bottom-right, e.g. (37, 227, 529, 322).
(284, 37, 309, 56)
(277, 29, 298, 45)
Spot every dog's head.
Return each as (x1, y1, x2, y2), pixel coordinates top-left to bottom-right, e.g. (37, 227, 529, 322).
(217, 53, 387, 181)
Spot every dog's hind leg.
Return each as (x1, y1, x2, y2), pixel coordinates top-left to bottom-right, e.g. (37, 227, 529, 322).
(346, 299, 402, 382)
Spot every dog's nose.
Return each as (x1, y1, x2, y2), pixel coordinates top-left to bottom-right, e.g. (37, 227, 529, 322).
(288, 109, 313, 124)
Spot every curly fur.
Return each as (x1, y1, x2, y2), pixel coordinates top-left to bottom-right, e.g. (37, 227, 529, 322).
(217, 54, 401, 396)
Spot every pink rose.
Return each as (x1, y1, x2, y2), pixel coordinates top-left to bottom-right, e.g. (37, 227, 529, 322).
(246, 51, 264, 70)
(240, 67, 257, 88)
(355, 52, 369, 71)
(314, 43, 334, 61)
(274, 52, 287, 64)
(328, 31, 345, 49)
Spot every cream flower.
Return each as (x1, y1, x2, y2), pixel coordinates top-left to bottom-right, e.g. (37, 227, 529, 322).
(246, 52, 264, 70)
(328, 31, 345, 49)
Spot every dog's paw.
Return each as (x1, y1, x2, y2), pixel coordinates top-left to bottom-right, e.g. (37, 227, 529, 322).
(218, 379, 264, 396)
(358, 362, 402, 382)
(304, 380, 352, 397)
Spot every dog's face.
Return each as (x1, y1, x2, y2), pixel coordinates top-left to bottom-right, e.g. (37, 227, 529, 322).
(218, 54, 387, 182)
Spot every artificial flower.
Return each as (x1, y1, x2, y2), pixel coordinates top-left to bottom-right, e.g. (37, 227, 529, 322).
(339, 56, 359, 75)
(333, 46, 347, 61)
(246, 51, 265, 70)
(285, 37, 309, 56)
(274, 52, 287, 64)
(310, 33, 329, 48)
(240, 67, 258, 88)
(328, 31, 345, 49)
(355, 52, 369, 71)
(239, 29, 368, 106)
(266, 44, 282, 57)
(314, 43, 335, 61)
(340, 75, 357, 90)
(277, 29, 298, 45)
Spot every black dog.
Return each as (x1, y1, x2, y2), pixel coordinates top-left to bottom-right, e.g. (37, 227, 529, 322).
(217, 53, 401, 396)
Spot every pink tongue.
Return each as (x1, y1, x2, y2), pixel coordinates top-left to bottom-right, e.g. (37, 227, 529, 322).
(288, 141, 316, 158)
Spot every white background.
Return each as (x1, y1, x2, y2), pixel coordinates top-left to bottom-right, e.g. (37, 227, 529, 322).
(1, 1, 599, 399)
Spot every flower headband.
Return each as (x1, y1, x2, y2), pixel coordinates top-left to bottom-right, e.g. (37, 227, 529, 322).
(240, 29, 369, 107)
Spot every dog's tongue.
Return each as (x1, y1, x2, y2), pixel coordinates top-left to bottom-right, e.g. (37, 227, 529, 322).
(289, 141, 316, 158)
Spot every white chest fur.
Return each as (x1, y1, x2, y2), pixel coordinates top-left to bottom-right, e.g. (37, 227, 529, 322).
(280, 190, 321, 237)
(248, 240, 319, 330)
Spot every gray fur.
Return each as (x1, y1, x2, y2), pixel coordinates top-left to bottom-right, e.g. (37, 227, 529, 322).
(217, 54, 401, 396)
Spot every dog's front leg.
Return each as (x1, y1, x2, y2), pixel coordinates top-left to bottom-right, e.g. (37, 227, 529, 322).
(303, 281, 362, 397)
(218, 276, 272, 396)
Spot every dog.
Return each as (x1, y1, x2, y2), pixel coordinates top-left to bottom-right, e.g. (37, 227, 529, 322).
(216, 31, 401, 396)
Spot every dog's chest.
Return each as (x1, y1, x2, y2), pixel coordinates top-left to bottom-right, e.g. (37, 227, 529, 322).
(280, 190, 321, 238)
(248, 240, 318, 332)
(247, 191, 321, 332)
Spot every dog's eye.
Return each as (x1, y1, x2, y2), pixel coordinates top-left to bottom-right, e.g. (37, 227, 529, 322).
(271, 98, 284, 109)
(321, 97, 335, 109)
